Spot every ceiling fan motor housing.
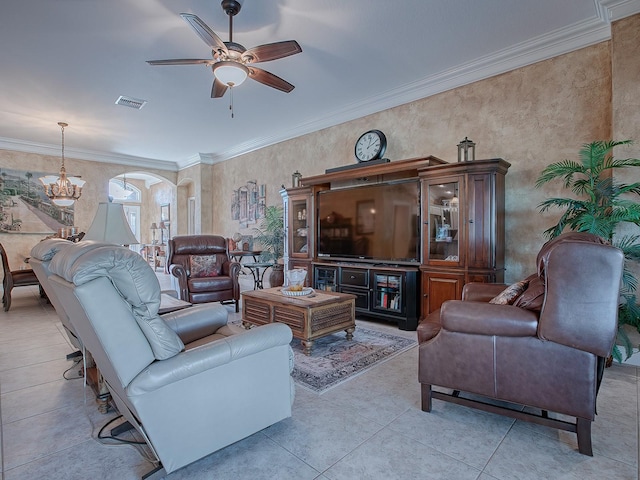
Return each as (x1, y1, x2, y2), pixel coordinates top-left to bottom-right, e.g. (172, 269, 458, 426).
(221, 0, 242, 16)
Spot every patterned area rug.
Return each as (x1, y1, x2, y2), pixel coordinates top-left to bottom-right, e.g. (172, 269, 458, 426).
(291, 327, 416, 394)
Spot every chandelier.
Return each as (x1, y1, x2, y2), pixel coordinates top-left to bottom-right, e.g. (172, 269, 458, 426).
(39, 122, 85, 207)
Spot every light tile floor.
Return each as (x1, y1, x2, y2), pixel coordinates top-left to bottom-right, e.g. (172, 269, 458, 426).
(1, 275, 638, 480)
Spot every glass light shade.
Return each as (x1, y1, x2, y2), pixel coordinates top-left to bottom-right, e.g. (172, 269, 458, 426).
(83, 202, 139, 245)
(213, 61, 248, 87)
(52, 198, 75, 207)
(39, 173, 85, 206)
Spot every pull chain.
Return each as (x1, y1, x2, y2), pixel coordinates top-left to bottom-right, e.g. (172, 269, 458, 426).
(229, 86, 235, 118)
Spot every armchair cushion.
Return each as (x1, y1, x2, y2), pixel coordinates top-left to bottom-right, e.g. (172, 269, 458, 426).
(489, 279, 529, 305)
(513, 274, 545, 311)
(189, 254, 222, 278)
(188, 276, 233, 293)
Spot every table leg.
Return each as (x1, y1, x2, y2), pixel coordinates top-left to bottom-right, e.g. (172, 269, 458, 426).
(302, 339, 313, 355)
(250, 266, 269, 289)
(345, 326, 355, 340)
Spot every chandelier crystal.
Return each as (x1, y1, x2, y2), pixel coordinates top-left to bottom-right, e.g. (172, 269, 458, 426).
(39, 122, 85, 207)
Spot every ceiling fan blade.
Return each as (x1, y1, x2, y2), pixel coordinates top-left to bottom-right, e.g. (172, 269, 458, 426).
(146, 59, 212, 66)
(211, 78, 228, 98)
(242, 41, 302, 63)
(180, 13, 228, 55)
(248, 67, 295, 93)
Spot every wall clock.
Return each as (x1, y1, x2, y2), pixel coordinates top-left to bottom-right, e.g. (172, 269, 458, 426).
(354, 130, 387, 163)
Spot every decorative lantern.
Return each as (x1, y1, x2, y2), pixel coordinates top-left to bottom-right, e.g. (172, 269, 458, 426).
(292, 170, 302, 188)
(457, 137, 476, 162)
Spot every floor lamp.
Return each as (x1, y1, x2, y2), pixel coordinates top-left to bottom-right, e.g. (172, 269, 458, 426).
(83, 202, 138, 245)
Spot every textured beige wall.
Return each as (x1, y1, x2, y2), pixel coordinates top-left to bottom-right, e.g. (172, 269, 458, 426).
(612, 14, 640, 287)
(178, 164, 203, 235)
(212, 42, 612, 283)
(0, 149, 176, 267)
(612, 14, 640, 157)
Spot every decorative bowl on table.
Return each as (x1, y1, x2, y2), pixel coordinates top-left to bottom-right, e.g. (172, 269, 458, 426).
(281, 286, 314, 296)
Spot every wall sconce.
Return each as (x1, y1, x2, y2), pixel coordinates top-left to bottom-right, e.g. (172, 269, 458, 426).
(292, 170, 302, 188)
(457, 137, 476, 162)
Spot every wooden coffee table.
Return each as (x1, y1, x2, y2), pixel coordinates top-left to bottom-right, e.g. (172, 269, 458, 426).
(242, 287, 356, 354)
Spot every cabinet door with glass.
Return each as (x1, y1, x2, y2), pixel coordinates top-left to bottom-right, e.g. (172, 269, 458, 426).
(288, 188, 313, 259)
(372, 271, 404, 314)
(314, 265, 338, 291)
(422, 177, 463, 266)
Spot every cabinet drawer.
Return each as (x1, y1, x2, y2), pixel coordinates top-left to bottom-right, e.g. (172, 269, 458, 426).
(341, 269, 368, 287)
(340, 286, 370, 310)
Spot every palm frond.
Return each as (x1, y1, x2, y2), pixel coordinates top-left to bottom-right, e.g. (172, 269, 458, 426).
(611, 327, 633, 362)
(537, 197, 587, 212)
(535, 160, 584, 188)
(612, 182, 640, 198)
(604, 157, 640, 170)
(253, 205, 284, 262)
(615, 235, 640, 261)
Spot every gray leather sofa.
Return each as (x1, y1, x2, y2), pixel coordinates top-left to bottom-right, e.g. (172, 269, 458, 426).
(418, 232, 624, 456)
(46, 241, 295, 477)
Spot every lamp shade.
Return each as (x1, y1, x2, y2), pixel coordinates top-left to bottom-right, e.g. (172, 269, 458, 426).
(213, 61, 248, 87)
(83, 202, 138, 245)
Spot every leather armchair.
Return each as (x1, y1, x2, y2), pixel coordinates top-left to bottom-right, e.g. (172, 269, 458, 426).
(418, 232, 624, 456)
(47, 242, 294, 477)
(168, 235, 241, 312)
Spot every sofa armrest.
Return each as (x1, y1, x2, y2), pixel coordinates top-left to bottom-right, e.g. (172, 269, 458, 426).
(126, 323, 293, 396)
(169, 264, 189, 301)
(440, 300, 539, 337)
(461, 283, 508, 302)
(161, 304, 229, 345)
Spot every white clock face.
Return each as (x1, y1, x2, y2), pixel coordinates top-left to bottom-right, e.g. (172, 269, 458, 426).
(356, 131, 382, 161)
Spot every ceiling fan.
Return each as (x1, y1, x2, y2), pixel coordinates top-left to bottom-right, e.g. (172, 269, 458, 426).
(147, 0, 302, 99)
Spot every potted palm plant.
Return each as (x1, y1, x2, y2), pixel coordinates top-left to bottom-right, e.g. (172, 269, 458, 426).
(253, 205, 285, 287)
(536, 140, 640, 361)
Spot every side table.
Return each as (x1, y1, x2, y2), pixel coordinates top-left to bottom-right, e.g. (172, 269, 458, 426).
(243, 262, 274, 289)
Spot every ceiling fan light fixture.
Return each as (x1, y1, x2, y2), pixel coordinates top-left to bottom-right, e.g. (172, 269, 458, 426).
(214, 61, 248, 87)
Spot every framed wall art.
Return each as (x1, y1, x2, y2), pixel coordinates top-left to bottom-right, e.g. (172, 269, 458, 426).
(0, 167, 76, 234)
(160, 203, 170, 223)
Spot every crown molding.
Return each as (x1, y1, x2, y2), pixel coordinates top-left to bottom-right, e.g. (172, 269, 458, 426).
(0, 136, 179, 172)
(600, 0, 640, 20)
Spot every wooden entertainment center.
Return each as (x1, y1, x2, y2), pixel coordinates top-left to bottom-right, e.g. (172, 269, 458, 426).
(281, 156, 510, 330)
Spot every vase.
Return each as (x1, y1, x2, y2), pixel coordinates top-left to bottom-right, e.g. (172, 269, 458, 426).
(269, 264, 285, 287)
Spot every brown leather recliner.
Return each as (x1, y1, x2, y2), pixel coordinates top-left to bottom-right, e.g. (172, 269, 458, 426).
(168, 235, 241, 312)
(418, 232, 624, 456)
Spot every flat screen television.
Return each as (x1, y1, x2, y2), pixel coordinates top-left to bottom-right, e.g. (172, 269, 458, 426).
(316, 180, 420, 264)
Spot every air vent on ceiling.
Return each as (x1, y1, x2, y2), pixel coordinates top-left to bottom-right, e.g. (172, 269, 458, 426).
(115, 95, 147, 110)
